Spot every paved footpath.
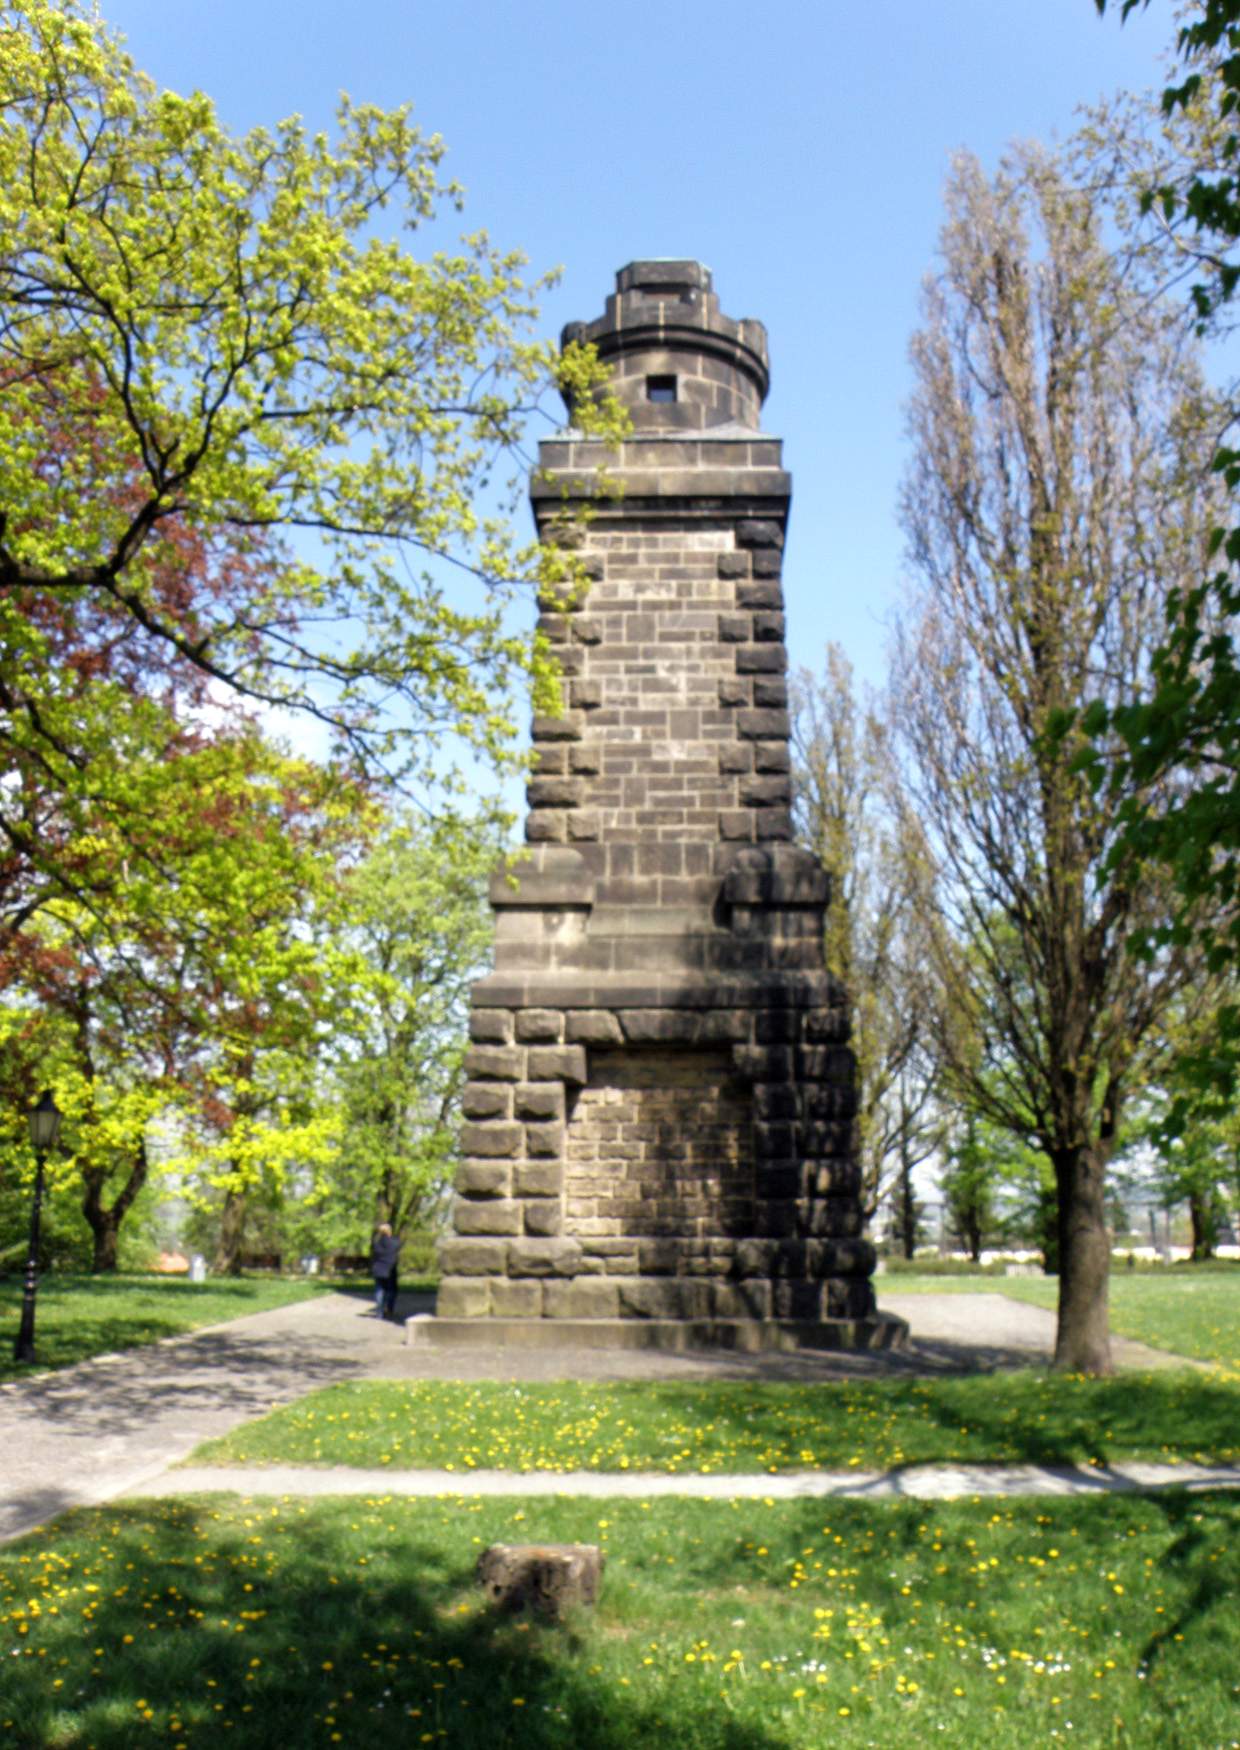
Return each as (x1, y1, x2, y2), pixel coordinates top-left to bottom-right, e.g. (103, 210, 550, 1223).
(0, 1289, 1232, 1546)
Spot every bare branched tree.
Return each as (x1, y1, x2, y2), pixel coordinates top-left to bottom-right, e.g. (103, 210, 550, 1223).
(891, 143, 1227, 1372)
(792, 645, 940, 1247)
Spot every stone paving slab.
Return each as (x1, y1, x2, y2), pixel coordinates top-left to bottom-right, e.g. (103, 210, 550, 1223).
(0, 1287, 1212, 1545)
(138, 1458, 1240, 1504)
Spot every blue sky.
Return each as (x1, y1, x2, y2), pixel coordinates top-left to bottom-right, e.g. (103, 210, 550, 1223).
(107, 0, 1176, 698)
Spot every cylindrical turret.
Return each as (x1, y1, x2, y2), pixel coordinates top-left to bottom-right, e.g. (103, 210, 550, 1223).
(562, 260, 769, 432)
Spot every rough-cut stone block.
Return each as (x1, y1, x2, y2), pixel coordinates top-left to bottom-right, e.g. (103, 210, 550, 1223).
(567, 810, 600, 841)
(572, 615, 603, 644)
(508, 1238, 583, 1277)
(619, 1009, 701, 1045)
(736, 519, 784, 549)
(527, 1044, 587, 1084)
(533, 742, 568, 775)
(526, 1121, 566, 1159)
(732, 1044, 793, 1081)
(514, 1081, 566, 1120)
(459, 1121, 523, 1159)
(717, 551, 749, 578)
(570, 679, 602, 710)
(711, 1280, 773, 1318)
(460, 1083, 512, 1121)
(773, 1279, 823, 1320)
(489, 1280, 544, 1318)
(718, 810, 753, 841)
(754, 1083, 798, 1120)
(718, 743, 753, 774)
(469, 1010, 514, 1045)
(539, 613, 570, 644)
(515, 1009, 565, 1043)
(617, 1277, 710, 1319)
(737, 708, 791, 740)
(524, 1199, 563, 1237)
(756, 807, 794, 841)
(753, 740, 791, 773)
(735, 644, 786, 673)
(719, 613, 752, 642)
(753, 677, 789, 709)
(525, 812, 567, 843)
(454, 1199, 524, 1236)
(736, 579, 783, 609)
(527, 777, 585, 809)
(531, 712, 585, 742)
(436, 1277, 491, 1318)
(751, 550, 783, 578)
(806, 1158, 862, 1197)
(543, 1277, 620, 1318)
(741, 775, 793, 807)
(569, 743, 601, 774)
(565, 1010, 624, 1046)
(477, 1543, 603, 1618)
(455, 1159, 512, 1197)
(463, 1046, 525, 1082)
(438, 1238, 508, 1276)
(515, 1158, 565, 1197)
(754, 610, 787, 640)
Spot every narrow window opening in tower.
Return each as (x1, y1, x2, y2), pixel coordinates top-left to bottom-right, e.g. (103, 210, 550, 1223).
(647, 375, 677, 402)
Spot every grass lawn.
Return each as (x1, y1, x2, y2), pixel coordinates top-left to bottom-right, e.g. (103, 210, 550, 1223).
(879, 1265, 1240, 1373)
(0, 1274, 339, 1382)
(186, 1371, 1240, 1472)
(1, 1489, 1235, 1748)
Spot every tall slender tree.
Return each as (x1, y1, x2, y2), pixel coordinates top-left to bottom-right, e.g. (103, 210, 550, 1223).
(892, 143, 1223, 1372)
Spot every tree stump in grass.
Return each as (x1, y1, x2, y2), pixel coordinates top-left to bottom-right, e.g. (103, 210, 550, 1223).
(476, 1543, 604, 1618)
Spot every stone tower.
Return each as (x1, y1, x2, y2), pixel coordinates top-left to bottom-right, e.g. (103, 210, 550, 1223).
(412, 261, 901, 1352)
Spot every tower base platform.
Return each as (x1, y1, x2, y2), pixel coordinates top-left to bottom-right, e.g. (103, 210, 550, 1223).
(403, 1314, 909, 1356)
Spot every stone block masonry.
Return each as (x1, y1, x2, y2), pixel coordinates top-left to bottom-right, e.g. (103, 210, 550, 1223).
(416, 261, 902, 1354)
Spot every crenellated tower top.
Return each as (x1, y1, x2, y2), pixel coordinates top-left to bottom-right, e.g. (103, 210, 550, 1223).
(561, 260, 770, 433)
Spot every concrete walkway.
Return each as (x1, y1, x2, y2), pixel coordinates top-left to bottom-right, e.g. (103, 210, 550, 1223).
(145, 1457, 1240, 1504)
(0, 1288, 1223, 1545)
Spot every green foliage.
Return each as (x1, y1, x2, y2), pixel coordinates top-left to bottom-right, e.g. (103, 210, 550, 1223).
(1087, 0, 1240, 1109)
(0, 0, 625, 796)
(1, 1492, 1237, 1746)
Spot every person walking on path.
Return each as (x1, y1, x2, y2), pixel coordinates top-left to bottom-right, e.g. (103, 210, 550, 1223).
(370, 1223, 402, 1320)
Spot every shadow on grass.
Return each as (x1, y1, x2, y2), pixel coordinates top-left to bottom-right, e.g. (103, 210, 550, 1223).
(0, 1498, 791, 1750)
(0, 1275, 332, 1383)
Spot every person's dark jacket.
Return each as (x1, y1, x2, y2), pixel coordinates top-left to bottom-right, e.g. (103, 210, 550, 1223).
(371, 1234, 401, 1279)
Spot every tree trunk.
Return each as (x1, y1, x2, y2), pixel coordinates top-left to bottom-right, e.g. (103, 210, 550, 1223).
(1051, 1142, 1112, 1374)
(80, 1142, 148, 1274)
(897, 1143, 919, 1260)
(213, 1184, 247, 1276)
(1188, 1192, 1215, 1262)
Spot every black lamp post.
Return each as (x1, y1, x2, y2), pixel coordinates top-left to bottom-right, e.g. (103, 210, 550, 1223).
(13, 1090, 61, 1365)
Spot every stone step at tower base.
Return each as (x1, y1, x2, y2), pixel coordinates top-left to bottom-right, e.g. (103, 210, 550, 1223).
(408, 260, 906, 1356)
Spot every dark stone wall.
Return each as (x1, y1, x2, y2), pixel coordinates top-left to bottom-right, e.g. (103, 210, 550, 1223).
(437, 263, 875, 1329)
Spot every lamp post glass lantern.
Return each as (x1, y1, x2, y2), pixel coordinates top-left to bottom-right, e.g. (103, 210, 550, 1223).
(14, 1090, 61, 1365)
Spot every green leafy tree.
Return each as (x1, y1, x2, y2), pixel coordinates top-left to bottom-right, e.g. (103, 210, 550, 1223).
(0, 0, 623, 883)
(1089, 1, 1240, 1106)
(324, 813, 502, 1248)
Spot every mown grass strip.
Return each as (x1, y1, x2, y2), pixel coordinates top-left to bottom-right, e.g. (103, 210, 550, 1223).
(2, 1490, 1235, 1748)
(186, 1372, 1240, 1473)
(881, 1265, 1240, 1372)
(0, 1275, 337, 1381)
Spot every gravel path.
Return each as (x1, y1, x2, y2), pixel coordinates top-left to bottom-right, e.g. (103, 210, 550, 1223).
(0, 1287, 1212, 1545)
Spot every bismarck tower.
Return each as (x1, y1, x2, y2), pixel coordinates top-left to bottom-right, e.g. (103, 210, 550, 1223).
(411, 261, 904, 1353)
